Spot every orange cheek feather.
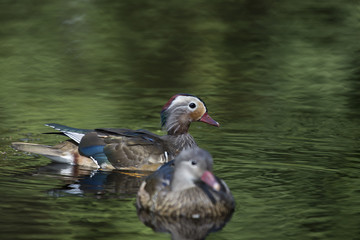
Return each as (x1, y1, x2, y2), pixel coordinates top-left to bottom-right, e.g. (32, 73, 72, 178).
(189, 103, 206, 121)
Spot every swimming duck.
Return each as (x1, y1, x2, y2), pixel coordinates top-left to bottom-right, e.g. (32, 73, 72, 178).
(12, 94, 219, 170)
(136, 148, 234, 218)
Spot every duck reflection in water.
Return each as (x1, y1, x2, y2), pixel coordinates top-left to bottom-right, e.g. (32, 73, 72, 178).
(137, 209, 233, 240)
(35, 163, 147, 198)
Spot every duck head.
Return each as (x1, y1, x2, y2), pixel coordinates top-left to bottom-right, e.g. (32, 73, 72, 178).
(171, 148, 221, 192)
(161, 94, 219, 135)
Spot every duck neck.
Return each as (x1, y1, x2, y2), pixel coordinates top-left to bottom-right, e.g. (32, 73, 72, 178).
(162, 109, 191, 135)
(171, 169, 196, 192)
(166, 121, 190, 135)
(164, 133, 197, 155)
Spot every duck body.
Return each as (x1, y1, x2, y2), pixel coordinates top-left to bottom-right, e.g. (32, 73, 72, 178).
(12, 94, 219, 170)
(136, 148, 234, 218)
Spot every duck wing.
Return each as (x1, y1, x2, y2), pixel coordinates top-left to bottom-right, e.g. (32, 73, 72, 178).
(137, 160, 174, 208)
(93, 128, 171, 169)
(46, 124, 171, 169)
(144, 160, 174, 192)
(45, 123, 92, 143)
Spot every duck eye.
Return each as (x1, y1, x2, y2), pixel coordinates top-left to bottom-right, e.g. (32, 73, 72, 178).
(189, 103, 196, 109)
(191, 160, 197, 165)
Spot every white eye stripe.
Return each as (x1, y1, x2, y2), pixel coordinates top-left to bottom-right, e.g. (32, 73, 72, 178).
(167, 96, 200, 110)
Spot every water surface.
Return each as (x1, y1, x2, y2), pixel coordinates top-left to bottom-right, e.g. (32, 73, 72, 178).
(1, 0, 360, 239)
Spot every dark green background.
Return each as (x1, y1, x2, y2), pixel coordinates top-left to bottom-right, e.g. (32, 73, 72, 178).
(1, 0, 359, 239)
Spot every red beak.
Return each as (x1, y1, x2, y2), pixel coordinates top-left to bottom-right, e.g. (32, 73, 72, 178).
(201, 170, 221, 191)
(199, 112, 220, 127)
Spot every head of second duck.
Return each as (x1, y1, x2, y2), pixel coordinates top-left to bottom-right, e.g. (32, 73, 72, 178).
(161, 94, 219, 135)
(171, 147, 221, 192)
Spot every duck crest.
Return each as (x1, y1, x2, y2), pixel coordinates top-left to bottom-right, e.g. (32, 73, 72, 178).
(160, 110, 169, 129)
(161, 93, 196, 112)
(161, 93, 192, 129)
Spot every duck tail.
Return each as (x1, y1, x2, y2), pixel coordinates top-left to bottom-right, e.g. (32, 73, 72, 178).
(11, 141, 77, 165)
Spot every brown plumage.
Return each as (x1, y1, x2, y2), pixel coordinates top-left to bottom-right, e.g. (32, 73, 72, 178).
(12, 94, 219, 170)
(136, 148, 234, 218)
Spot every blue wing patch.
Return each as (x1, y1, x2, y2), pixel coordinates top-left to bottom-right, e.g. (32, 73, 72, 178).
(79, 145, 108, 165)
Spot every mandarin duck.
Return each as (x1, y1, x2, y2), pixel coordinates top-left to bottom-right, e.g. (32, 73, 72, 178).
(12, 94, 219, 170)
(136, 148, 235, 218)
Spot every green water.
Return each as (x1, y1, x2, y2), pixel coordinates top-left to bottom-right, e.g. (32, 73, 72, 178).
(1, 0, 360, 239)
